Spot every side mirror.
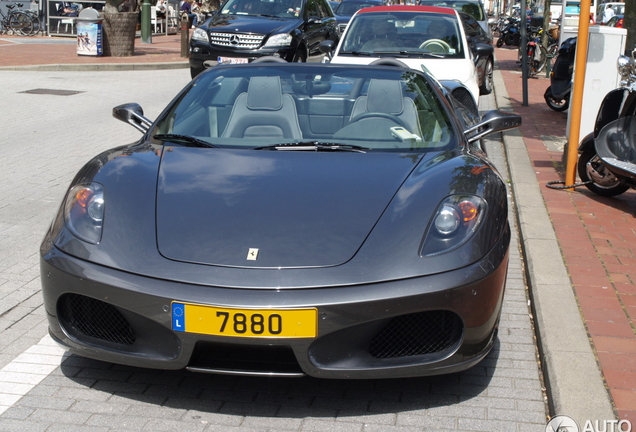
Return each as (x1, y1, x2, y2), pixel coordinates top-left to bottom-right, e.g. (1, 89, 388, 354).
(319, 39, 335, 61)
(473, 42, 494, 57)
(464, 110, 522, 143)
(112, 103, 153, 134)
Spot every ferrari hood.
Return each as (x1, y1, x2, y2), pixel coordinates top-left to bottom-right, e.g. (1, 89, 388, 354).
(156, 148, 422, 269)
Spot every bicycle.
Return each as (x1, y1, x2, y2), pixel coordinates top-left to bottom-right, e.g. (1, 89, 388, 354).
(0, 4, 35, 36)
(517, 27, 558, 76)
(16, 2, 42, 36)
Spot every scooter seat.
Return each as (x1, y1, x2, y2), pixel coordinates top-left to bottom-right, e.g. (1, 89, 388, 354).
(596, 115, 636, 178)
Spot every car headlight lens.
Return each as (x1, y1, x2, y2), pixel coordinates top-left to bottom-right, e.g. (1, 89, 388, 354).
(421, 195, 485, 256)
(63, 183, 105, 244)
(435, 206, 460, 234)
(191, 28, 209, 42)
(263, 33, 293, 47)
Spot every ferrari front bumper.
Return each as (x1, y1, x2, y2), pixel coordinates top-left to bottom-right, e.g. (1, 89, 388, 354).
(41, 226, 509, 379)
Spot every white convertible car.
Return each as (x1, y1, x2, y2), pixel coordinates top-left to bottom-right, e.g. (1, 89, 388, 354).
(322, 5, 494, 111)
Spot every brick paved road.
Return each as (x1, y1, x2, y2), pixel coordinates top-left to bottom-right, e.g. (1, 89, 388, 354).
(0, 69, 548, 431)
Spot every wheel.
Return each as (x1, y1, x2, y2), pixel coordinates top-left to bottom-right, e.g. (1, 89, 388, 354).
(419, 38, 451, 53)
(13, 12, 34, 36)
(504, 33, 515, 46)
(496, 37, 504, 48)
(348, 112, 410, 131)
(534, 45, 548, 74)
(25, 12, 40, 36)
(544, 87, 569, 112)
(577, 150, 629, 196)
(525, 45, 538, 75)
(9, 12, 34, 36)
(190, 65, 204, 79)
(547, 43, 558, 69)
(292, 49, 306, 63)
(479, 58, 493, 95)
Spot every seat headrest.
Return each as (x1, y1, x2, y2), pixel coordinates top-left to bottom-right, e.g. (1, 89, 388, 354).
(366, 79, 404, 115)
(247, 76, 283, 110)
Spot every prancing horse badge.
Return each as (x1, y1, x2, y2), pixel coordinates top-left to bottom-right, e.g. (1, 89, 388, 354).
(247, 248, 259, 260)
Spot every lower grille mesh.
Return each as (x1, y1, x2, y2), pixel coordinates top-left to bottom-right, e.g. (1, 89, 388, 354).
(59, 294, 136, 346)
(369, 310, 462, 358)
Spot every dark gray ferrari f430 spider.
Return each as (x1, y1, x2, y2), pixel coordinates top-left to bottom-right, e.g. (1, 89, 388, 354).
(41, 61, 520, 379)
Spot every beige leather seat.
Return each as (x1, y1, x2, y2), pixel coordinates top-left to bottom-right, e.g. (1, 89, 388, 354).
(222, 76, 302, 139)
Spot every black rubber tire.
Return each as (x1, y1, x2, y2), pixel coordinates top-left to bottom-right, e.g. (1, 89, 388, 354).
(190, 65, 205, 79)
(577, 150, 630, 196)
(544, 87, 570, 112)
(496, 37, 504, 48)
(479, 59, 494, 95)
(292, 49, 306, 63)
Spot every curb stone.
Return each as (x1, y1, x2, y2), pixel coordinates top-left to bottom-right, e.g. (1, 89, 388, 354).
(492, 57, 616, 425)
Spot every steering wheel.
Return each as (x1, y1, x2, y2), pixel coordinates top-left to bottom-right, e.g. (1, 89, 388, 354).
(349, 112, 410, 130)
(419, 38, 451, 53)
(369, 58, 409, 68)
(251, 56, 288, 63)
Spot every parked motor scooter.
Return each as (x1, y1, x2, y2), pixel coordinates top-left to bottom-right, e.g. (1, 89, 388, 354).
(496, 17, 521, 47)
(577, 46, 636, 196)
(544, 37, 576, 111)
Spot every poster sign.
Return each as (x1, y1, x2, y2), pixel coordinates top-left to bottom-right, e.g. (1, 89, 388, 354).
(77, 21, 103, 56)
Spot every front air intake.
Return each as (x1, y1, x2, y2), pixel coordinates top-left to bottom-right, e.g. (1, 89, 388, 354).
(369, 310, 462, 358)
(58, 294, 136, 346)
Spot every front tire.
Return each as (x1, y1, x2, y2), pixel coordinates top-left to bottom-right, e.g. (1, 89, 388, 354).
(292, 49, 306, 63)
(496, 37, 504, 48)
(190, 65, 204, 79)
(544, 87, 569, 111)
(479, 59, 494, 95)
(577, 150, 629, 196)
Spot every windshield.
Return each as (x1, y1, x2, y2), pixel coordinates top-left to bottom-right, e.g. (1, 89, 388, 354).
(153, 64, 456, 152)
(340, 11, 465, 58)
(220, 0, 303, 18)
(420, 1, 484, 20)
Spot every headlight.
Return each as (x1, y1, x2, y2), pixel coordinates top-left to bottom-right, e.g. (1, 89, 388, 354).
(421, 195, 485, 256)
(63, 183, 105, 244)
(191, 28, 209, 42)
(263, 33, 293, 47)
(617, 55, 631, 76)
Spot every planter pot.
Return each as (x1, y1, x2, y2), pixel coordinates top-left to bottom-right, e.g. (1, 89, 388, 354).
(102, 12, 139, 57)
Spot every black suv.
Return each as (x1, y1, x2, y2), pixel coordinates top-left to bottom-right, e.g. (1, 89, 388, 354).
(189, 0, 338, 77)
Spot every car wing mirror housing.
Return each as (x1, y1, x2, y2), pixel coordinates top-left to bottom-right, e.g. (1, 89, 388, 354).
(113, 103, 153, 134)
(319, 39, 335, 61)
(473, 42, 494, 57)
(319, 39, 335, 54)
(464, 110, 522, 144)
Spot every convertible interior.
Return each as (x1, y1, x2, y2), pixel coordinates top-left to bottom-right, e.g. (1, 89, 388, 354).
(158, 67, 454, 150)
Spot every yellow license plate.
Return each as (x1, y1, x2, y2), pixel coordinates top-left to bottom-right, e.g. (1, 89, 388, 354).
(171, 302, 317, 338)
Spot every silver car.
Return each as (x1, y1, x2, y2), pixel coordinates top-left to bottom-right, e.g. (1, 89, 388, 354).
(417, 0, 492, 38)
